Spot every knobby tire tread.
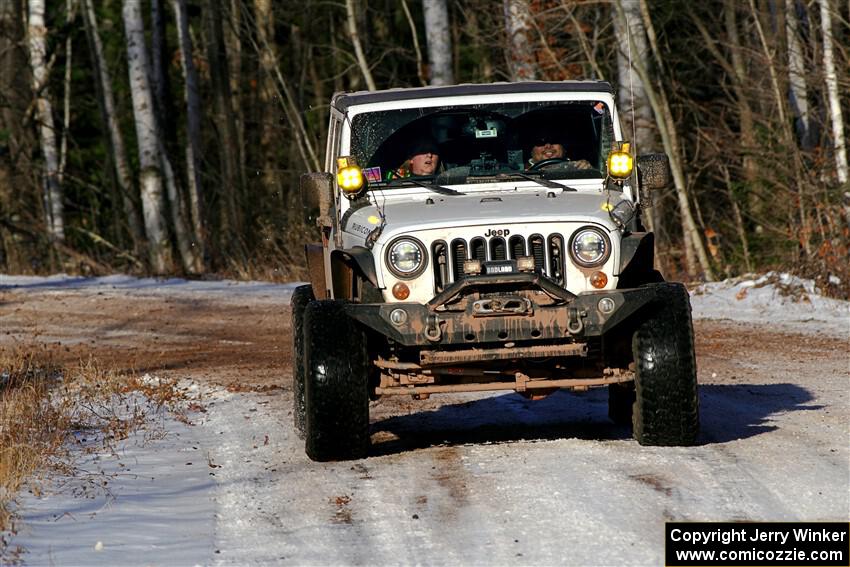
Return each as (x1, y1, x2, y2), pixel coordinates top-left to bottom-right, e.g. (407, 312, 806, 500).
(291, 285, 314, 440)
(632, 283, 699, 446)
(304, 300, 370, 461)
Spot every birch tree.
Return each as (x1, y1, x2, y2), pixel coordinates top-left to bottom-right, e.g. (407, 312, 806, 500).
(819, 0, 848, 183)
(503, 0, 536, 81)
(123, 0, 172, 273)
(614, 0, 715, 280)
(82, 0, 145, 250)
(422, 0, 454, 85)
(786, 0, 812, 149)
(27, 0, 65, 242)
(612, 0, 654, 154)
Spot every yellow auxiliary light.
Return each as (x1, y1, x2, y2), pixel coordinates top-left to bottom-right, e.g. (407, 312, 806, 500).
(336, 156, 364, 196)
(607, 142, 634, 179)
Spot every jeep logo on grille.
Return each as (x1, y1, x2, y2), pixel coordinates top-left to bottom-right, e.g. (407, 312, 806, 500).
(484, 228, 510, 237)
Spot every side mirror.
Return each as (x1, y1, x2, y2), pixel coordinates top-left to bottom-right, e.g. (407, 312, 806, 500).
(636, 154, 671, 190)
(300, 172, 334, 228)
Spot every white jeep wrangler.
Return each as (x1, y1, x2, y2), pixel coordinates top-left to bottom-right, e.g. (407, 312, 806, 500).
(294, 81, 698, 461)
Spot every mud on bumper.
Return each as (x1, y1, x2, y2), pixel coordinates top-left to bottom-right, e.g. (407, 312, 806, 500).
(344, 273, 663, 347)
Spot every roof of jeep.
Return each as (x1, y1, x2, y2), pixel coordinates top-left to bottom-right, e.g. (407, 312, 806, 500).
(331, 81, 614, 111)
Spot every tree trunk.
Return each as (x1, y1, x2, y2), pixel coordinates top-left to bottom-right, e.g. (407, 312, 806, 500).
(27, 0, 65, 242)
(503, 0, 536, 81)
(819, 0, 848, 184)
(82, 0, 145, 252)
(206, 0, 245, 246)
(159, 135, 201, 274)
(253, 0, 280, 196)
(422, 0, 454, 85)
(401, 0, 427, 86)
(344, 0, 376, 90)
(614, 0, 715, 280)
(786, 0, 813, 150)
(225, 0, 246, 178)
(173, 0, 206, 269)
(150, 0, 175, 146)
(612, 0, 655, 154)
(58, 0, 75, 186)
(122, 0, 172, 273)
(613, 0, 656, 235)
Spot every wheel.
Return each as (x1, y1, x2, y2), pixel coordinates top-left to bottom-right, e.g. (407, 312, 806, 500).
(303, 300, 370, 461)
(291, 284, 314, 440)
(608, 382, 635, 426)
(632, 283, 699, 446)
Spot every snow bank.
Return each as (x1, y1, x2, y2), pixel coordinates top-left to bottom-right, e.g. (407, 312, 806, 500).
(0, 273, 302, 303)
(689, 272, 849, 338)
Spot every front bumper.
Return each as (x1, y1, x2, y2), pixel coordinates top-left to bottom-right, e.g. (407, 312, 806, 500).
(344, 273, 663, 347)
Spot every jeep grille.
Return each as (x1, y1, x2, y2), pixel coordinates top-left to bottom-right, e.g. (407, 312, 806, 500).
(431, 233, 566, 291)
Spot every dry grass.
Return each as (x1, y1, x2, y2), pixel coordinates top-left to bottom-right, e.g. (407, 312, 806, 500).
(0, 348, 188, 559)
(0, 347, 64, 545)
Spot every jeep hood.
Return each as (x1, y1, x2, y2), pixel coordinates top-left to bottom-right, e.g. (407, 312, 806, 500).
(342, 190, 623, 243)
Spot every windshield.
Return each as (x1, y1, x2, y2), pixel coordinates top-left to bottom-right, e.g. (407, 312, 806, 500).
(350, 100, 613, 188)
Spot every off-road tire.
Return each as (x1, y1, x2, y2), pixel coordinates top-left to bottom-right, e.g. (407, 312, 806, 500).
(632, 283, 699, 446)
(303, 300, 370, 461)
(291, 285, 314, 440)
(608, 382, 635, 426)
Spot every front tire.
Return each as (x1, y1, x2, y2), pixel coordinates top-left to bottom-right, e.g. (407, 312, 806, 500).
(303, 300, 370, 461)
(291, 285, 314, 440)
(632, 283, 699, 446)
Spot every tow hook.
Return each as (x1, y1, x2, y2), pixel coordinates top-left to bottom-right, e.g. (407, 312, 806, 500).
(425, 314, 442, 342)
(567, 307, 585, 335)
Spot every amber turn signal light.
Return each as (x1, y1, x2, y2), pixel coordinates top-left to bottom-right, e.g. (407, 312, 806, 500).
(590, 271, 608, 289)
(392, 282, 410, 300)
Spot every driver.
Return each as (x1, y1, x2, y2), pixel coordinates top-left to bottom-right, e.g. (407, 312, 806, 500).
(388, 138, 441, 179)
(528, 135, 592, 170)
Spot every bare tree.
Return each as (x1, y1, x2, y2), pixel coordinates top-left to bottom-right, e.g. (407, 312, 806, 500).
(27, 0, 65, 242)
(123, 0, 172, 273)
(614, 0, 715, 280)
(172, 0, 206, 268)
(786, 0, 812, 149)
(206, 0, 245, 245)
(819, 0, 848, 183)
(401, 0, 428, 86)
(613, 0, 654, 154)
(58, 0, 75, 186)
(82, 0, 145, 251)
(422, 0, 454, 85)
(253, 0, 280, 194)
(345, 0, 377, 90)
(503, 0, 536, 81)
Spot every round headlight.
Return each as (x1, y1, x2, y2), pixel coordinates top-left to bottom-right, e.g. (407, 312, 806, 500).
(569, 227, 611, 268)
(387, 237, 427, 278)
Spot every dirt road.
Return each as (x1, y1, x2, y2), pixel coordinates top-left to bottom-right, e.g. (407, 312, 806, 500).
(2, 280, 847, 564)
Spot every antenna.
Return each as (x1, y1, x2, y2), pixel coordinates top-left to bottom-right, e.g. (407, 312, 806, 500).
(626, 9, 637, 157)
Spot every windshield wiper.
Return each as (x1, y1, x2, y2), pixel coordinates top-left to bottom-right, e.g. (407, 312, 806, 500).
(386, 177, 465, 196)
(498, 172, 577, 192)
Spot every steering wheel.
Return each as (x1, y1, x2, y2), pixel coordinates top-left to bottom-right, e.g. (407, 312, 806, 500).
(528, 157, 568, 171)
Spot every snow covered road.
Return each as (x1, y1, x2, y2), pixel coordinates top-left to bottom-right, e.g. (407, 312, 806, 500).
(1, 274, 848, 565)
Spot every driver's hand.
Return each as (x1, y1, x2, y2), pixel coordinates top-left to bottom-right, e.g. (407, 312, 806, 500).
(572, 159, 592, 170)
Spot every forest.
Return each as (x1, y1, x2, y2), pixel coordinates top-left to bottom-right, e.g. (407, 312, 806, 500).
(0, 0, 848, 295)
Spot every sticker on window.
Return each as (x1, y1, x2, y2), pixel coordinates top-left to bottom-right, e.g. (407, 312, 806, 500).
(363, 167, 382, 183)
